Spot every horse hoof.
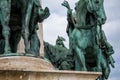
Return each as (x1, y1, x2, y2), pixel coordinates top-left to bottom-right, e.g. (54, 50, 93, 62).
(24, 50, 38, 57)
(4, 50, 11, 54)
(96, 68, 102, 72)
(28, 51, 35, 54)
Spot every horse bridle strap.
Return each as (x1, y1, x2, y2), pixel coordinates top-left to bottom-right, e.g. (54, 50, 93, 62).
(76, 20, 97, 30)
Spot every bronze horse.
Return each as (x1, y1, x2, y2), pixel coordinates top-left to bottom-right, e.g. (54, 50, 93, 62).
(62, 0, 106, 71)
(62, 0, 115, 80)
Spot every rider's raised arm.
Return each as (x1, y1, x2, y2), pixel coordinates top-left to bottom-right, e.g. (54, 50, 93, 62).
(61, 0, 73, 23)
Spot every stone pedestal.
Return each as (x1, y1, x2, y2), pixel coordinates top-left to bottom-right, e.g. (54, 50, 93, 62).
(0, 56, 102, 80)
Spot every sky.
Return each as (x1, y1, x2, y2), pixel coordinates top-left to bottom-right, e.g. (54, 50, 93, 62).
(42, 0, 120, 80)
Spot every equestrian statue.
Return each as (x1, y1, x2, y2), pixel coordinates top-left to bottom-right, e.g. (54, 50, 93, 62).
(62, 0, 115, 80)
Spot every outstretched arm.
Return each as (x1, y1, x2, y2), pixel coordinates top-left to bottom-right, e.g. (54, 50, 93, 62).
(61, 0, 75, 36)
(61, 0, 72, 16)
(61, 0, 70, 9)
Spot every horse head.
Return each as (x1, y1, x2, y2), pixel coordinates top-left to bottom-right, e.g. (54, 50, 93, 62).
(95, 0, 107, 25)
(86, 0, 106, 25)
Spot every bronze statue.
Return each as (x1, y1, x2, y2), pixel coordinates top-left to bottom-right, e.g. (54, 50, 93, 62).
(44, 36, 74, 70)
(62, 0, 115, 80)
(0, 0, 11, 54)
(0, 0, 115, 79)
(62, 0, 103, 71)
(0, 0, 50, 56)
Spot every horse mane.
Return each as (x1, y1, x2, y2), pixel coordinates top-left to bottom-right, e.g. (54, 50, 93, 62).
(75, 0, 86, 11)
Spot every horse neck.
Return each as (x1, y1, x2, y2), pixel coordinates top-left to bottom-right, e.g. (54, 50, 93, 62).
(75, 0, 88, 26)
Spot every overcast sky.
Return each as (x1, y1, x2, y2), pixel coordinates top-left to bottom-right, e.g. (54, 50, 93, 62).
(42, 0, 120, 80)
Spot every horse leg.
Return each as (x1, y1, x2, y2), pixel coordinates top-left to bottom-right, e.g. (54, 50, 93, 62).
(10, 30, 21, 53)
(29, 22, 40, 57)
(21, 0, 33, 53)
(95, 46, 102, 72)
(0, 26, 4, 54)
(21, 21, 30, 53)
(0, 0, 11, 54)
(29, 27, 40, 57)
(74, 47, 87, 71)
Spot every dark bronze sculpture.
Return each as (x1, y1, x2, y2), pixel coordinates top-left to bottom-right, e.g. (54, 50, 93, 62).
(62, 0, 103, 71)
(0, 0, 115, 80)
(0, 0, 50, 56)
(62, 0, 115, 80)
(44, 36, 74, 70)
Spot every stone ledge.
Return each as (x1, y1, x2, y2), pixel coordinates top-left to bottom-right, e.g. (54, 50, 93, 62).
(0, 56, 102, 80)
(0, 56, 55, 71)
(0, 70, 102, 80)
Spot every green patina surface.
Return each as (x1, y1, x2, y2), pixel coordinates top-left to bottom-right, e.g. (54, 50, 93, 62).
(0, 0, 50, 57)
(61, 0, 115, 80)
(0, 0, 115, 80)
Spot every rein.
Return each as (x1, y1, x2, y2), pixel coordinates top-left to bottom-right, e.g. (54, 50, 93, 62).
(76, 21, 97, 30)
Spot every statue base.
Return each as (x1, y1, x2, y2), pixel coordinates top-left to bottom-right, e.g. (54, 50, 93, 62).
(0, 56, 102, 80)
(0, 53, 36, 57)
